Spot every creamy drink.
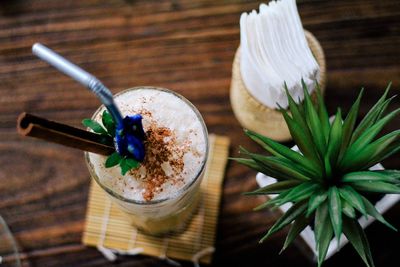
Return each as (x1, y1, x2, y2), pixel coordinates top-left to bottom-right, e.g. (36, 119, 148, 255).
(85, 87, 208, 235)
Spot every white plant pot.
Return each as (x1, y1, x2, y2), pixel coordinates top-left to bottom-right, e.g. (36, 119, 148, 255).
(255, 150, 400, 261)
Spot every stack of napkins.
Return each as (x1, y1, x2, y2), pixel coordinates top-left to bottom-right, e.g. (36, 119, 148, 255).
(240, 0, 320, 109)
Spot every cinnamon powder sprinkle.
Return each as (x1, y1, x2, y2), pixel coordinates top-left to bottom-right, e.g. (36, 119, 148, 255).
(129, 110, 190, 201)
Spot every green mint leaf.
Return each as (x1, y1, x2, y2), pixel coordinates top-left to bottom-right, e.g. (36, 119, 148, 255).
(125, 158, 140, 169)
(102, 110, 116, 137)
(105, 152, 122, 168)
(120, 158, 130, 175)
(119, 157, 140, 175)
(82, 118, 108, 135)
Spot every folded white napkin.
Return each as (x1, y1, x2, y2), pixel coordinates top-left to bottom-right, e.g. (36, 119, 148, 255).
(240, 0, 320, 109)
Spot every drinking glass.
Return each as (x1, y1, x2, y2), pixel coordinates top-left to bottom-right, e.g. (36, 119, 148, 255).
(85, 87, 209, 235)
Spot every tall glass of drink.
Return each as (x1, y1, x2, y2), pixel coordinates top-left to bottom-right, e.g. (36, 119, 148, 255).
(85, 87, 208, 235)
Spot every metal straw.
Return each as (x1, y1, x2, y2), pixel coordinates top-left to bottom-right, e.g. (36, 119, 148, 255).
(32, 43, 123, 126)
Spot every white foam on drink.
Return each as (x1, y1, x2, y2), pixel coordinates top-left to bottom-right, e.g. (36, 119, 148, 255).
(87, 88, 207, 202)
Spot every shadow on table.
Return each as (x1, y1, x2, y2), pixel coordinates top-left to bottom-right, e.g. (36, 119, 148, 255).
(0, 0, 25, 16)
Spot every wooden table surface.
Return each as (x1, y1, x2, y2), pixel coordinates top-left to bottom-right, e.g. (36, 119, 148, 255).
(1, 0, 399, 266)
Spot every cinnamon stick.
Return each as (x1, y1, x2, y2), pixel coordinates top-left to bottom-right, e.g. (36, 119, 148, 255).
(17, 112, 114, 155)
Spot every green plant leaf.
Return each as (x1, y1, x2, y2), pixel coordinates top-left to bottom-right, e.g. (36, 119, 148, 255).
(260, 201, 307, 243)
(317, 226, 333, 267)
(372, 170, 400, 179)
(105, 152, 122, 168)
(253, 201, 273, 211)
(242, 154, 296, 181)
(244, 180, 301, 196)
(351, 107, 399, 148)
(245, 129, 321, 178)
(280, 214, 310, 253)
(326, 108, 343, 168)
(82, 118, 108, 135)
(284, 84, 310, 134)
(338, 185, 367, 216)
(344, 130, 399, 171)
(314, 201, 333, 267)
(361, 139, 400, 170)
(230, 158, 266, 174)
(279, 182, 319, 203)
(236, 148, 294, 180)
(350, 181, 400, 194)
(102, 110, 116, 137)
(279, 107, 320, 165)
(315, 82, 330, 142)
(244, 129, 280, 156)
(328, 186, 342, 244)
(250, 154, 311, 181)
(253, 191, 289, 211)
(342, 171, 399, 183)
(340, 89, 364, 157)
(376, 93, 397, 121)
(342, 198, 356, 218)
(342, 216, 375, 267)
(340, 114, 400, 171)
(360, 195, 397, 231)
(302, 79, 326, 158)
(284, 84, 322, 153)
(351, 83, 391, 144)
(324, 154, 332, 179)
(238, 145, 251, 154)
(306, 189, 328, 217)
(253, 188, 296, 211)
(314, 200, 328, 249)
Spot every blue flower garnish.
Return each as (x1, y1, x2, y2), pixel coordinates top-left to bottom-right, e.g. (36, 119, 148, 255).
(83, 111, 146, 175)
(115, 114, 146, 162)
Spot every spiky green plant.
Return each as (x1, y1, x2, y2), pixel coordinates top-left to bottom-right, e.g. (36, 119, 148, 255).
(233, 81, 400, 267)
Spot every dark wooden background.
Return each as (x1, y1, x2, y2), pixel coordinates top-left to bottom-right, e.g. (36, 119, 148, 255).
(0, 0, 399, 266)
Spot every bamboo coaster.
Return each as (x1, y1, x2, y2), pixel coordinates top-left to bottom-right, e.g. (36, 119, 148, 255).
(82, 134, 230, 264)
(230, 30, 326, 142)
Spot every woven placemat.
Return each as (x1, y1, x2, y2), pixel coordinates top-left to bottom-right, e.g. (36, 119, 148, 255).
(82, 134, 230, 264)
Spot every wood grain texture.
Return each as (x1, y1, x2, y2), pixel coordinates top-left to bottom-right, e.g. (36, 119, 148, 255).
(0, 0, 399, 266)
